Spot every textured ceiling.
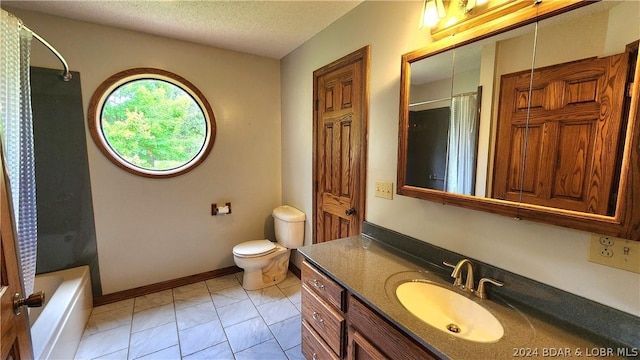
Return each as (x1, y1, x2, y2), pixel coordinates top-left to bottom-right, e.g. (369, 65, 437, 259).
(3, 1, 363, 59)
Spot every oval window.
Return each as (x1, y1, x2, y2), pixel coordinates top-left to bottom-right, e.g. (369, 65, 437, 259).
(88, 68, 216, 178)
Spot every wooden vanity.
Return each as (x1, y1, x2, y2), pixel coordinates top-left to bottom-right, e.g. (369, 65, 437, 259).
(301, 260, 438, 360)
(297, 233, 637, 360)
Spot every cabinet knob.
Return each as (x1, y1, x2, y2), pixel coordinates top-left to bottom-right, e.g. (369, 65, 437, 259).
(312, 279, 325, 290)
(345, 207, 356, 216)
(312, 311, 324, 324)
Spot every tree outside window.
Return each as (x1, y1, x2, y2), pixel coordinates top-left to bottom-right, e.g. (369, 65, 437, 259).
(88, 69, 215, 178)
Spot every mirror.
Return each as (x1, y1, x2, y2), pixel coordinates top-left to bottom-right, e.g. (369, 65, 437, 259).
(398, 1, 640, 240)
(405, 23, 538, 196)
(406, 50, 455, 191)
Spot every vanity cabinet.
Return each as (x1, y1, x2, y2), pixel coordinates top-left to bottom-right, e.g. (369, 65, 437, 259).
(347, 296, 437, 360)
(301, 261, 346, 359)
(301, 260, 439, 360)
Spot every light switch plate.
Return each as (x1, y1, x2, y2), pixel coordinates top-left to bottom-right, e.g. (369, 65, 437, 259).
(588, 234, 640, 273)
(375, 181, 393, 200)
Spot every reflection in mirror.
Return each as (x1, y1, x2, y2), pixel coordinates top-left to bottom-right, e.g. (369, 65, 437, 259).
(407, 50, 454, 191)
(445, 46, 481, 196)
(445, 89, 481, 195)
(405, 24, 537, 196)
(494, 1, 639, 216)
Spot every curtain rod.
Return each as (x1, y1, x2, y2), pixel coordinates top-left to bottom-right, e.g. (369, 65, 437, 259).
(409, 97, 449, 107)
(409, 90, 477, 107)
(21, 25, 72, 81)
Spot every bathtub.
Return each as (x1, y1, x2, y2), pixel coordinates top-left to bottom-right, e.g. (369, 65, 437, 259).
(30, 266, 93, 360)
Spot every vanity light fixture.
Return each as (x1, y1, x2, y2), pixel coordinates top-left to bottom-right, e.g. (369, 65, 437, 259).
(461, 0, 495, 13)
(420, 0, 446, 28)
(459, 0, 476, 13)
(421, 0, 502, 31)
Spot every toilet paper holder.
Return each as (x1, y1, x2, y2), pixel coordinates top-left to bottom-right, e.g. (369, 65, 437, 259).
(212, 202, 232, 215)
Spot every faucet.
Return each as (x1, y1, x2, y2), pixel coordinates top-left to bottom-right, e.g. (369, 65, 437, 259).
(449, 259, 475, 293)
(444, 259, 505, 299)
(477, 278, 504, 299)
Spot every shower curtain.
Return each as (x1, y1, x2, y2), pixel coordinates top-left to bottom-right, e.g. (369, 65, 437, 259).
(446, 93, 478, 195)
(1, 10, 38, 295)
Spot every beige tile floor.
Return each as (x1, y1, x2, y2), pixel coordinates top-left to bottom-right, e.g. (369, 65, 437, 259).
(74, 272, 304, 360)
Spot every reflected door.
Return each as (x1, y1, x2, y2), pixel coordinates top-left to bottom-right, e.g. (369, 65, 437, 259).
(493, 52, 630, 214)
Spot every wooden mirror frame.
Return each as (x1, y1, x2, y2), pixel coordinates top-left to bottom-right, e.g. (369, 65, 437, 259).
(397, 0, 640, 240)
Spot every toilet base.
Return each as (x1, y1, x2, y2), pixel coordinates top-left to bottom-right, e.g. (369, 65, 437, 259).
(239, 252, 290, 290)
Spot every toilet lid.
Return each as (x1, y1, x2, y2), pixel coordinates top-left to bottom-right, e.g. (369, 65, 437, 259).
(233, 240, 277, 257)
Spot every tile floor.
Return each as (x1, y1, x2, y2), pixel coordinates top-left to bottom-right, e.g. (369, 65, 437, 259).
(74, 272, 304, 360)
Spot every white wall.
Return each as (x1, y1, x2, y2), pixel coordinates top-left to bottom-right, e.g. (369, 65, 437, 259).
(281, 1, 640, 316)
(7, 8, 282, 294)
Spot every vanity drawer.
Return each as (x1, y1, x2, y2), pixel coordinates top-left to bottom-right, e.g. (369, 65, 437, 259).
(348, 296, 437, 360)
(302, 284, 345, 357)
(302, 260, 345, 311)
(302, 319, 340, 360)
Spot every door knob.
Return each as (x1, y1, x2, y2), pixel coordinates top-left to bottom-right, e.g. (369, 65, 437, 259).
(13, 291, 45, 315)
(345, 208, 356, 216)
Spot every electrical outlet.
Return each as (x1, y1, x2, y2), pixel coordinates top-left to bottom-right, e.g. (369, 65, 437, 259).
(600, 248, 613, 258)
(375, 180, 393, 200)
(598, 236, 615, 247)
(588, 234, 640, 273)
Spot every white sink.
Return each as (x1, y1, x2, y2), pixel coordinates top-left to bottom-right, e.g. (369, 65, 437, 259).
(396, 281, 504, 343)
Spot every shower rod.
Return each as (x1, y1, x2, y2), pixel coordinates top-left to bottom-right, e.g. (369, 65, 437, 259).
(409, 90, 477, 107)
(22, 25, 72, 81)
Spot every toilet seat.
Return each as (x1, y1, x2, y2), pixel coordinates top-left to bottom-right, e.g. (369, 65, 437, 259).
(233, 240, 277, 258)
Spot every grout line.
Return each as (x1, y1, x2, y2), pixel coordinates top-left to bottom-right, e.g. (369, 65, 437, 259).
(172, 298, 182, 359)
(78, 272, 302, 360)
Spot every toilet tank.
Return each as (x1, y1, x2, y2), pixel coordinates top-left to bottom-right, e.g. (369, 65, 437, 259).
(273, 205, 305, 249)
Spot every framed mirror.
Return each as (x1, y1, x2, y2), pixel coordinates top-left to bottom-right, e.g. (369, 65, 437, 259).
(397, 0, 640, 240)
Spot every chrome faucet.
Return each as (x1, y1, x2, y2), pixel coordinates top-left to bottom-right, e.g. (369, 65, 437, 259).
(450, 259, 475, 293)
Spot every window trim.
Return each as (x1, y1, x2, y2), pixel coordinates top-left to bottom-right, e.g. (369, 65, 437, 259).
(88, 68, 216, 178)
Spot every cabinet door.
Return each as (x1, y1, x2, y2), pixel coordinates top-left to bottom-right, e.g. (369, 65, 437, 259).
(347, 327, 387, 360)
(348, 296, 438, 360)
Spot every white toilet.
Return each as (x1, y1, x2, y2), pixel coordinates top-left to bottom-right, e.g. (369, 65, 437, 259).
(233, 205, 305, 290)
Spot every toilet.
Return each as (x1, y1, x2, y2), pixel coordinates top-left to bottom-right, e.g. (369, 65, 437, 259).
(233, 205, 305, 290)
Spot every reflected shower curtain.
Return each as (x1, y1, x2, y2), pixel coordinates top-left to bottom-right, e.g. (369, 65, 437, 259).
(1, 10, 38, 295)
(446, 93, 478, 195)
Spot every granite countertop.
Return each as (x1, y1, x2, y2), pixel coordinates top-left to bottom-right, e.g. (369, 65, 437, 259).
(298, 235, 631, 360)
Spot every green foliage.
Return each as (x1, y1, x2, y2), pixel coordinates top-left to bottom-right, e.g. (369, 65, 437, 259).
(101, 79, 206, 170)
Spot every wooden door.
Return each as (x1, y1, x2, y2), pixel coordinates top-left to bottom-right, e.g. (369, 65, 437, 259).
(313, 47, 369, 244)
(493, 52, 629, 215)
(1, 148, 34, 359)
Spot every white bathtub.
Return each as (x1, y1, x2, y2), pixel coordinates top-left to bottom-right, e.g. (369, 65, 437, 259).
(30, 266, 93, 360)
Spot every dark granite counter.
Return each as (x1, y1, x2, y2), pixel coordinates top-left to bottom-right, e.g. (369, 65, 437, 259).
(298, 229, 638, 360)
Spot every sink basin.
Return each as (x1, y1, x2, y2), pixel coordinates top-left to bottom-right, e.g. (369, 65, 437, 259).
(396, 281, 504, 343)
